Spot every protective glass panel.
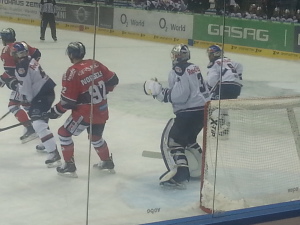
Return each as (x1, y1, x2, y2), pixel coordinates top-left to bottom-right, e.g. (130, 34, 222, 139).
(1, 0, 300, 224)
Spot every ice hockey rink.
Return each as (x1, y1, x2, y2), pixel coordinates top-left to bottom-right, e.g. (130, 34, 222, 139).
(0, 21, 300, 225)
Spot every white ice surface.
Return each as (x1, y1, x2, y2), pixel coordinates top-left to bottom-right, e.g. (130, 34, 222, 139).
(0, 21, 300, 225)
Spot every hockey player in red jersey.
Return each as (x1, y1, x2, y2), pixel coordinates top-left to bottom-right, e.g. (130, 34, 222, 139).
(49, 41, 119, 178)
(0, 28, 41, 144)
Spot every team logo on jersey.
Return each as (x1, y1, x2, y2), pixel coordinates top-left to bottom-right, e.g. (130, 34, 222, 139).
(174, 66, 182, 73)
(187, 66, 200, 75)
(17, 67, 26, 75)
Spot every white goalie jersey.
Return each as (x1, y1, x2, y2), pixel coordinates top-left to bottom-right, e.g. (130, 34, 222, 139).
(206, 57, 243, 90)
(167, 62, 210, 114)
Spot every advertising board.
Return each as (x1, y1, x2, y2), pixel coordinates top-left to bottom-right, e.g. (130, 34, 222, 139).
(193, 15, 294, 52)
(113, 8, 193, 39)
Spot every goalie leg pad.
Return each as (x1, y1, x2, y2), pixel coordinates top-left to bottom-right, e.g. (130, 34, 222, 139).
(160, 147, 190, 183)
(160, 118, 190, 183)
(186, 143, 202, 178)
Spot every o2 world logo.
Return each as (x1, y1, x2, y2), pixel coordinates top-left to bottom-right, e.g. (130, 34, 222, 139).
(72, 7, 91, 23)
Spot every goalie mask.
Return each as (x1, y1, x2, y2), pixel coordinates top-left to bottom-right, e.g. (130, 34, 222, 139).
(207, 45, 222, 62)
(66, 42, 86, 62)
(171, 44, 190, 66)
(0, 28, 16, 45)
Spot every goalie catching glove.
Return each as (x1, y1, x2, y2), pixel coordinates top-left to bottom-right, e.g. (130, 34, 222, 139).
(143, 78, 169, 102)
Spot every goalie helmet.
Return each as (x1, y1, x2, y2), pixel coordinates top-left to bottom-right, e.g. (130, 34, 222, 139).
(66, 42, 86, 60)
(0, 28, 16, 44)
(11, 42, 29, 59)
(171, 44, 190, 65)
(207, 45, 222, 61)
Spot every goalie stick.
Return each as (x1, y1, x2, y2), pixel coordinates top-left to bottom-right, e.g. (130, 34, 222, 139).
(142, 150, 162, 159)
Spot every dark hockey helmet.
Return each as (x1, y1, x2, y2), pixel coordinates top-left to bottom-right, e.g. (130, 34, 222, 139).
(171, 44, 190, 65)
(0, 28, 16, 44)
(66, 42, 86, 60)
(207, 45, 222, 61)
(11, 42, 29, 59)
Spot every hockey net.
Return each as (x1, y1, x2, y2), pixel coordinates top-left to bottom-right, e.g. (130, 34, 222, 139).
(200, 96, 300, 214)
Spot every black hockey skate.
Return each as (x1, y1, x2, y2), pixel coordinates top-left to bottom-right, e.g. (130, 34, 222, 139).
(159, 179, 187, 190)
(93, 155, 115, 174)
(45, 150, 62, 168)
(57, 161, 78, 178)
(159, 167, 189, 190)
(20, 126, 38, 144)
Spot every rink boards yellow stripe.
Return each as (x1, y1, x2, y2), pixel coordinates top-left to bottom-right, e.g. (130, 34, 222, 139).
(1, 16, 300, 61)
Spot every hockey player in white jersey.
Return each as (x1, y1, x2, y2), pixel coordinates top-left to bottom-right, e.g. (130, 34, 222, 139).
(206, 45, 243, 139)
(11, 42, 61, 168)
(144, 44, 209, 189)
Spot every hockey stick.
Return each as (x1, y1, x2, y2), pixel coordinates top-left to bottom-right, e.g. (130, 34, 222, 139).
(142, 119, 174, 160)
(0, 121, 27, 132)
(142, 150, 162, 159)
(0, 111, 10, 122)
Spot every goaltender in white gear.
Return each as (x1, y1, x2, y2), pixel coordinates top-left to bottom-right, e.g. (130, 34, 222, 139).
(206, 45, 243, 139)
(144, 44, 209, 189)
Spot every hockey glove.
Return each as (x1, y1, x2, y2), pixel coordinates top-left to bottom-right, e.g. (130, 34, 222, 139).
(5, 77, 19, 91)
(143, 78, 162, 96)
(48, 105, 64, 119)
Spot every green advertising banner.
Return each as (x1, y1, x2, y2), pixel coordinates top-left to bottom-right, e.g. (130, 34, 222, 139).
(193, 15, 294, 52)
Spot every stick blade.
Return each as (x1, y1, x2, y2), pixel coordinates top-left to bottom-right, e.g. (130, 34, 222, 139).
(142, 151, 162, 159)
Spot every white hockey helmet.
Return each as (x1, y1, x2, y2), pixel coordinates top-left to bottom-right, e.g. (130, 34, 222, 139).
(170, 44, 190, 65)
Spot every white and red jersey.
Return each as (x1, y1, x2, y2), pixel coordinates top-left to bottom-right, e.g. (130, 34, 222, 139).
(164, 62, 209, 114)
(15, 57, 53, 102)
(1, 41, 40, 79)
(206, 57, 243, 90)
(57, 59, 118, 124)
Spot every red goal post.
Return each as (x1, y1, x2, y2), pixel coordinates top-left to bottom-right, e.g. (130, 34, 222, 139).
(200, 96, 300, 214)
